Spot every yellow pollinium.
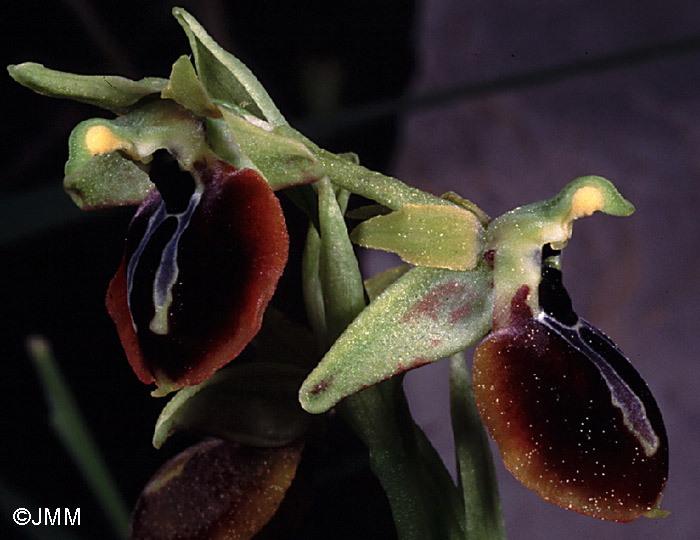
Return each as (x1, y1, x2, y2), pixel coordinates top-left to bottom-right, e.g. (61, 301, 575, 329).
(568, 185, 605, 220)
(85, 125, 130, 155)
(552, 186, 605, 249)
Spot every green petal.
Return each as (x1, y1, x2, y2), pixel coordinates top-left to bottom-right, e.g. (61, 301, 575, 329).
(7, 62, 166, 113)
(218, 106, 323, 190)
(161, 55, 221, 118)
(153, 362, 309, 449)
(299, 265, 492, 413)
(350, 204, 484, 270)
(172, 7, 286, 126)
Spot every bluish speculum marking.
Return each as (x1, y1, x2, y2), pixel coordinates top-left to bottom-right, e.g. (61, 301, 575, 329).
(537, 252, 659, 457)
(538, 313, 660, 457)
(126, 183, 203, 336)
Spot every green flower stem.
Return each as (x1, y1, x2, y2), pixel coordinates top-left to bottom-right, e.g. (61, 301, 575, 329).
(341, 376, 467, 540)
(450, 352, 506, 540)
(308, 176, 465, 539)
(26, 336, 130, 539)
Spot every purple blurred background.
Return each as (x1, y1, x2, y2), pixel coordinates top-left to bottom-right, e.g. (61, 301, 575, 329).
(2, 1, 699, 538)
(395, 1, 700, 538)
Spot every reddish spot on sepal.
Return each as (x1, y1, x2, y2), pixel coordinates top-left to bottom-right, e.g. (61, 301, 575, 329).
(473, 292, 668, 522)
(106, 161, 288, 392)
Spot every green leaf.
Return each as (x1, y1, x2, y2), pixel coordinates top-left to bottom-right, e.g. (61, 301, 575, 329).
(450, 353, 506, 540)
(218, 106, 323, 190)
(64, 152, 153, 210)
(299, 265, 492, 413)
(172, 7, 286, 126)
(350, 203, 484, 270)
(7, 62, 166, 113)
(161, 55, 221, 118)
(26, 336, 130, 538)
(153, 362, 309, 449)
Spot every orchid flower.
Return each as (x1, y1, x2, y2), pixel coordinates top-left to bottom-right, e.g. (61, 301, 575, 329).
(10, 7, 669, 539)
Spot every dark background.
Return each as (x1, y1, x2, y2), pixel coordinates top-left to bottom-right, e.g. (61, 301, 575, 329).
(2, 1, 699, 539)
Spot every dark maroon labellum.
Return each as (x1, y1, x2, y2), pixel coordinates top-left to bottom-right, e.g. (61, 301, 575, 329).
(473, 250, 668, 522)
(107, 158, 288, 391)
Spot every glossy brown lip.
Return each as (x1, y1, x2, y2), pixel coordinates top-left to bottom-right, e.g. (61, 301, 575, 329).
(473, 285, 667, 522)
(107, 160, 289, 391)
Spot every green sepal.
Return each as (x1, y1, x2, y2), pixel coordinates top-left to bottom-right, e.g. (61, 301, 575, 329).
(218, 106, 323, 190)
(64, 152, 153, 210)
(161, 55, 221, 118)
(153, 362, 309, 449)
(299, 265, 492, 414)
(172, 7, 286, 126)
(7, 62, 166, 114)
(350, 204, 484, 271)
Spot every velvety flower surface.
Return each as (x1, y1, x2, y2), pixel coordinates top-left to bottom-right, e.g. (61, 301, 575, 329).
(473, 254, 668, 522)
(107, 158, 288, 393)
(130, 438, 303, 540)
